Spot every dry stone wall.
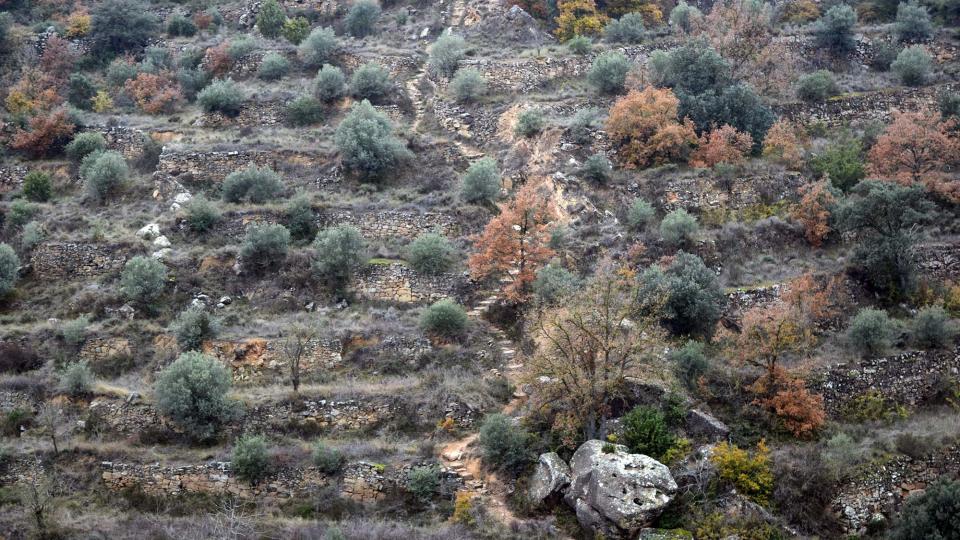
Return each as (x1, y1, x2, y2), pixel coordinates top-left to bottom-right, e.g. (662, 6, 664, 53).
(321, 209, 461, 240)
(155, 147, 327, 188)
(917, 242, 960, 281)
(649, 171, 807, 213)
(778, 83, 958, 127)
(30, 243, 129, 279)
(354, 262, 460, 303)
(79, 337, 133, 365)
(203, 337, 343, 383)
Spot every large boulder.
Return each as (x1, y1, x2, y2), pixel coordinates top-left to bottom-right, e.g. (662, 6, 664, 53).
(564, 440, 678, 538)
(528, 452, 572, 504)
(685, 409, 730, 442)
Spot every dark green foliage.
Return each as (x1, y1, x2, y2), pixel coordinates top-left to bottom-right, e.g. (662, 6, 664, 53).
(650, 41, 730, 97)
(120, 256, 166, 306)
(107, 58, 139, 87)
(68, 74, 96, 110)
(0, 244, 20, 297)
(567, 35, 593, 55)
(177, 68, 211, 101)
(313, 64, 346, 102)
(349, 62, 391, 101)
(179, 48, 204, 70)
(91, 0, 159, 57)
(939, 91, 960, 120)
(312, 442, 345, 473)
(284, 194, 316, 242)
(638, 251, 725, 337)
(837, 181, 934, 298)
(428, 33, 466, 77)
(604, 12, 645, 43)
(671, 340, 709, 389)
(333, 100, 411, 181)
(21, 171, 52, 202)
(241, 224, 291, 273)
(533, 262, 579, 305)
(660, 208, 698, 248)
(870, 42, 900, 72)
(167, 14, 197, 37)
(81, 150, 129, 202)
(312, 225, 367, 292)
(299, 27, 338, 68)
(479, 413, 536, 474)
(460, 157, 501, 204)
(66, 132, 108, 163)
(155, 352, 239, 441)
(285, 96, 325, 127)
(627, 198, 655, 231)
(256, 0, 287, 39)
(406, 465, 440, 501)
(258, 52, 290, 80)
(796, 70, 838, 102)
(221, 166, 284, 203)
(810, 137, 865, 192)
(669, 0, 703, 33)
(888, 480, 960, 540)
(345, 0, 381, 38)
(587, 51, 630, 94)
(621, 406, 674, 460)
(895, 0, 933, 42)
(227, 36, 258, 60)
(282, 17, 310, 45)
(233, 435, 270, 484)
(419, 299, 468, 337)
(580, 153, 613, 184)
(911, 306, 957, 349)
(449, 68, 486, 102)
(183, 196, 221, 233)
(197, 79, 244, 116)
(814, 4, 857, 54)
(6, 200, 36, 230)
(170, 305, 219, 351)
(515, 109, 545, 137)
(891, 45, 933, 86)
(408, 232, 456, 275)
(141, 46, 174, 73)
(847, 308, 898, 357)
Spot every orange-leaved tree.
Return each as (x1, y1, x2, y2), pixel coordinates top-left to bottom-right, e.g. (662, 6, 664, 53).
(750, 368, 825, 438)
(690, 124, 752, 168)
(606, 87, 698, 169)
(762, 119, 805, 170)
(468, 181, 557, 300)
(794, 179, 836, 247)
(11, 108, 76, 158)
(125, 73, 183, 114)
(867, 110, 960, 201)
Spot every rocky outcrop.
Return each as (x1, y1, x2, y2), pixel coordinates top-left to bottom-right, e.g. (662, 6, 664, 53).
(528, 452, 572, 504)
(685, 409, 730, 442)
(564, 440, 678, 539)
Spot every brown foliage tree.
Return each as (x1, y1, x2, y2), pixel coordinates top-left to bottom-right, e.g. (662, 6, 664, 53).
(468, 181, 558, 300)
(11, 108, 76, 158)
(125, 73, 183, 114)
(39, 36, 79, 84)
(606, 87, 698, 168)
(751, 368, 825, 438)
(4, 69, 61, 116)
(204, 43, 234, 77)
(762, 119, 805, 170)
(690, 124, 752, 168)
(794, 179, 836, 247)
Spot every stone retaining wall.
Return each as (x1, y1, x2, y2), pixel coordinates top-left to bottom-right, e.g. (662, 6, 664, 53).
(321, 209, 461, 240)
(79, 337, 133, 365)
(354, 262, 460, 303)
(654, 171, 807, 213)
(30, 243, 129, 279)
(778, 83, 958, 127)
(203, 337, 343, 383)
(155, 147, 327, 187)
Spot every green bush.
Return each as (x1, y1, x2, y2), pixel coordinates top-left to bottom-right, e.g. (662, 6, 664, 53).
(91, 0, 158, 57)
(282, 17, 310, 45)
(141, 46, 174, 73)
(256, 0, 286, 39)
(460, 157, 501, 204)
(154, 351, 239, 441)
(811, 137, 865, 192)
(167, 13, 197, 37)
(533, 262, 579, 305)
(891, 45, 933, 86)
(349, 62, 391, 100)
(232, 434, 270, 483)
(479, 413, 535, 474)
(580, 153, 612, 184)
(6, 200, 37, 231)
(660, 208, 698, 248)
(312, 225, 367, 292)
(20, 221, 44, 251)
(60, 315, 90, 349)
(939, 91, 960, 119)
(604, 12, 645, 43)
(638, 251, 724, 336)
(227, 36, 258, 60)
(21, 171, 52, 202)
(796, 70, 838, 102)
(241, 224, 290, 273)
(567, 35, 593, 55)
(298, 27, 338, 68)
(670, 340, 709, 389)
(81, 150, 128, 202)
(59, 361, 94, 397)
(177, 68, 211, 101)
(669, 0, 703, 33)
(68, 73, 96, 110)
(334, 100, 412, 181)
(258, 52, 290, 80)
(345, 0, 381, 38)
(66, 132, 108, 163)
(621, 406, 674, 460)
(911, 306, 956, 349)
(120, 256, 166, 306)
(183, 196, 221, 233)
(0, 244, 21, 297)
(870, 42, 900, 71)
(221, 165, 284, 203)
(814, 4, 857, 53)
(408, 232, 456, 275)
(285, 96, 325, 126)
(847, 308, 898, 357)
(515, 108, 545, 138)
(428, 33, 466, 77)
(449, 68, 486, 103)
(107, 58, 140, 87)
(313, 64, 346, 102)
(312, 442, 345, 473)
(419, 299, 468, 338)
(888, 480, 960, 540)
(406, 465, 440, 501)
(284, 194, 316, 242)
(197, 79, 245, 116)
(587, 51, 630, 94)
(170, 305, 219, 351)
(568, 108, 600, 144)
(627, 198, 656, 231)
(895, 0, 933, 42)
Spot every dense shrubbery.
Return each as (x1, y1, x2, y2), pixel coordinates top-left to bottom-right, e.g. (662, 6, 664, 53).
(567, 35, 593, 55)
(345, 0, 381, 37)
(895, 0, 933, 42)
(170, 305, 219, 351)
(671, 340, 709, 389)
(258, 52, 290, 80)
(847, 308, 898, 357)
(241, 224, 291, 273)
(22, 171, 52, 202)
(313, 64, 346, 102)
(349, 62, 391, 101)
(712, 441, 774, 505)
(256, 0, 285, 39)
(660, 208, 699, 248)
(312, 225, 367, 292)
(813, 4, 857, 54)
(515, 109, 545, 137)
(911, 306, 956, 349)
(334, 100, 411, 181)
(587, 51, 630, 94)
(81, 150, 129, 202)
(796, 70, 838, 102)
(197, 79, 244, 116)
(638, 251, 724, 336)
(222, 166, 284, 203)
(460, 157, 501, 204)
(232, 435, 270, 484)
(167, 14, 196, 37)
(312, 442, 345, 473)
(429, 33, 466, 77)
(580, 154, 612, 184)
(406, 465, 440, 502)
(285, 96, 325, 126)
(282, 17, 310, 45)
(91, 0, 158, 58)
(419, 299, 468, 338)
(479, 413, 536, 474)
(0, 243, 20, 297)
(449, 68, 486, 103)
(60, 362, 94, 397)
(604, 12, 645, 43)
(891, 45, 932, 86)
(284, 195, 316, 242)
(120, 256, 166, 306)
(299, 27, 338, 68)
(810, 137, 865, 192)
(888, 480, 960, 540)
(66, 132, 107, 163)
(627, 198, 656, 231)
(408, 233, 456, 275)
(532, 263, 579, 305)
(183, 196, 221, 233)
(621, 406, 674, 460)
(669, 0, 703, 33)
(154, 352, 240, 441)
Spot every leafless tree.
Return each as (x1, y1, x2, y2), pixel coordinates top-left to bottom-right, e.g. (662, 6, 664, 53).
(36, 403, 65, 456)
(281, 324, 317, 393)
